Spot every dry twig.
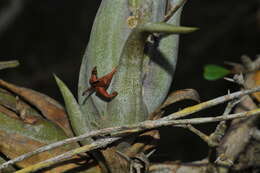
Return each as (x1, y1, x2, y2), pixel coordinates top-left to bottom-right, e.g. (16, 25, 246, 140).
(162, 86, 260, 120)
(15, 137, 119, 173)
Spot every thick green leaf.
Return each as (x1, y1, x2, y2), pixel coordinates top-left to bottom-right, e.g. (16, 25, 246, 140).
(78, 0, 131, 116)
(106, 23, 197, 127)
(143, 0, 188, 114)
(106, 29, 149, 128)
(203, 64, 230, 80)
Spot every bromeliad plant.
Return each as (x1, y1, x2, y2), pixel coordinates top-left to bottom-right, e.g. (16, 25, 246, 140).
(0, 1, 199, 172)
(65, 0, 197, 171)
(0, 0, 260, 173)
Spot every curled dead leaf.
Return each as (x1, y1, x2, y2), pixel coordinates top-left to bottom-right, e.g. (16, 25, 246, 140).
(161, 89, 200, 109)
(0, 111, 93, 172)
(150, 89, 200, 120)
(0, 79, 73, 137)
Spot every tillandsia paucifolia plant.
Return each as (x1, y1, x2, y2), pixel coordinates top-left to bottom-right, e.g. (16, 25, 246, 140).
(1, 0, 259, 173)
(73, 0, 197, 171)
(0, 0, 198, 172)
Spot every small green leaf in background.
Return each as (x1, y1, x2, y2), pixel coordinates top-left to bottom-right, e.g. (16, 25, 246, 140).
(203, 64, 230, 80)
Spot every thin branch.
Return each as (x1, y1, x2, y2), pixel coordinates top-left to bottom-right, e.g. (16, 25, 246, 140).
(15, 137, 119, 173)
(215, 95, 258, 171)
(16, 106, 260, 172)
(162, 86, 260, 120)
(8, 108, 260, 172)
(180, 99, 241, 147)
(209, 99, 241, 144)
(183, 124, 210, 143)
(0, 126, 118, 170)
(223, 98, 241, 115)
(1, 87, 260, 171)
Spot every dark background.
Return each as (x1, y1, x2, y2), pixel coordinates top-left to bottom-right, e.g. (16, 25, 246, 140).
(0, 0, 258, 163)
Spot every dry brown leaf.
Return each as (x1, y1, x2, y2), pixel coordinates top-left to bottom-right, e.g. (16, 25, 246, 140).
(150, 89, 200, 120)
(0, 104, 19, 120)
(0, 131, 91, 172)
(125, 130, 160, 157)
(0, 79, 73, 136)
(0, 110, 100, 173)
(161, 89, 200, 109)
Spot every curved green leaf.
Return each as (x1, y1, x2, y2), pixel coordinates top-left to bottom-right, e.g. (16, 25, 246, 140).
(55, 76, 109, 172)
(203, 64, 230, 80)
(106, 29, 149, 128)
(106, 22, 197, 127)
(54, 75, 96, 144)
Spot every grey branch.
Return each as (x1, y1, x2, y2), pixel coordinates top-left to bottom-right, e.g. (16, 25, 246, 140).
(16, 107, 260, 173)
(15, 137, 120, 173)
(162, 86, 260, 120)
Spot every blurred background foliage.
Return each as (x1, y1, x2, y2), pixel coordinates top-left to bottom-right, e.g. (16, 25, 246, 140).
(0, 0, 258, 163)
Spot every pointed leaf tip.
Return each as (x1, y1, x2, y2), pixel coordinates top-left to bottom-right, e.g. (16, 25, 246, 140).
(140, 23, 199, 34)
(54, 75, 93, 143)
(204, 64, 230, 81)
